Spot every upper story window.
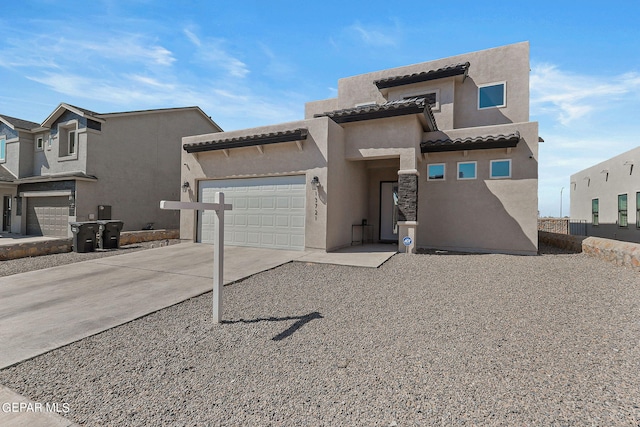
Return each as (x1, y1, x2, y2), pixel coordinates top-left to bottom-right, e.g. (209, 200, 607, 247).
(0, 138, 5, 162)
(68, 130, 77, 155)
(36, 136, 44, 151)
(478, 82, 506, 109)
(490, 159, 511, 179)
(58, 122, 79, 159)
(427, 163, 445, 181)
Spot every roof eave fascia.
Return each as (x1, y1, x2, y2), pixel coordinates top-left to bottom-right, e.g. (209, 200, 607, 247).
(184, 128, 308, 153)
(375, 62, 470, 90)
(420, 137, 520, 153)
(41, 103, 105, 128)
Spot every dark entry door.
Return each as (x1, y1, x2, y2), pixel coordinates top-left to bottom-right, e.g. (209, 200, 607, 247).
(2, 196, 11, 232)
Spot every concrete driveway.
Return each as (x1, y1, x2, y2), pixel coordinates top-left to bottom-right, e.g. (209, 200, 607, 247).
(0, 243, 395, 369)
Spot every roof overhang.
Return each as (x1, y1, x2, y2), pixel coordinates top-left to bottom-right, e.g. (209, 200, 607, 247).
(315, 98, 437, 131)
(183, 128, 308, 153)
(41, 103, 105, 128)
(15, 172, 98, 184)
(0, 115, 41, 132)
(421, 131, 520, 153)
(374, 62, 470, 90)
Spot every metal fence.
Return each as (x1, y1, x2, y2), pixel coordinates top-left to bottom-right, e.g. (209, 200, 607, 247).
(538, 218, 587, 236)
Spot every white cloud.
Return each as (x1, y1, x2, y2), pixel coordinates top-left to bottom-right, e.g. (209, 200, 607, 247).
(350, 23, 397, 47)
(183, 29, 249, 78)
(531, 63, 640, 125)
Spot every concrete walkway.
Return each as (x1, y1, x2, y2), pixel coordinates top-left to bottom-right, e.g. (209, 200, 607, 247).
(0, 242, 395, 426)
(0, 243, 396, 368)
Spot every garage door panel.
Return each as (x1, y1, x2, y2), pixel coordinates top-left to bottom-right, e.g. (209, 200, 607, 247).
(26, 197, 69, 237)
(199, 176, 305, 250)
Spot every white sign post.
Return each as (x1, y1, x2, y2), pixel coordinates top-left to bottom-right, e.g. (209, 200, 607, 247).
(160, 192, 232, 323)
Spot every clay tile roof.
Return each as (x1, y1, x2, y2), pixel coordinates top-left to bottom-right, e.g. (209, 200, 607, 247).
(421, 131, 521, 153)
(0, 114, 40, 131)
(183, 128, 308, 153)
(374, 62, 470, 90)
(315, 97, 437, 131)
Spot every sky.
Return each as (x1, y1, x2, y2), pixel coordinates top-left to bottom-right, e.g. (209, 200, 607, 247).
(1, 1, 639, 217)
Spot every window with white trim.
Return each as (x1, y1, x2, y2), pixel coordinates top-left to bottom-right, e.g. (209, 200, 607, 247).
(457, 161, 477, 180)
(490, 159, 511, 179)
(427, 163, 445, 181)
(68, 130, 77, 155)
(478, 82, 506, 109)
(58, 123, 78, 158)
(0, 138, 5, 162)
(36, 136, 44, 151)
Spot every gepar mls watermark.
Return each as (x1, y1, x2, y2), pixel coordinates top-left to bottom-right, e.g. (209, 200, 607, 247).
(2, 401, 70, 414)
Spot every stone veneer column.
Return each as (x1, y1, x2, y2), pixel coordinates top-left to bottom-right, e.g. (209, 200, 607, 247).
(397, 169, 419, 253)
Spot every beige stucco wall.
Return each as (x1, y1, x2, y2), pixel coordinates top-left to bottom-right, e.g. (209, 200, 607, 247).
(570, 146, 640, 243)
(77, 109, 220, 231)
(304, 42, 530, 131)
(418, 122, 538, 254)
(180, 117, 333, 250)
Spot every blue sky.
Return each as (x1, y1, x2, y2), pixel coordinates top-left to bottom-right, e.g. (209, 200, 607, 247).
(1, 1, 639, 217)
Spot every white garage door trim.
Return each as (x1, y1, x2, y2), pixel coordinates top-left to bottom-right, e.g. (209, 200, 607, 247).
(198, 175, 306, 251)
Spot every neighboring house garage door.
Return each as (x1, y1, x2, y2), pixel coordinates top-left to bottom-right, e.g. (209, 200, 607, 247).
(26, 197, 70, 237)
(198, 175, 306, 250)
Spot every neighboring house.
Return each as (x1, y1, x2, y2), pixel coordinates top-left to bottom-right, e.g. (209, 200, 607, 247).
(180, 42, 539, 255)
(570, 146, 640, 243)
(0, 104, 221, 237)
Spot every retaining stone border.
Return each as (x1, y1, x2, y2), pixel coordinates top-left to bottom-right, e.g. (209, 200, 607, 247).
(539, 231, 640, 269)
(582, 236, 640, 269)
(0, 229, 179, 261)
(538, 231, 585, 253)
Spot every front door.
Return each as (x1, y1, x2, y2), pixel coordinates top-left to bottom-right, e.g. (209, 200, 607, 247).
(2, 196, 11, 232)
(380, 182, 398, 241)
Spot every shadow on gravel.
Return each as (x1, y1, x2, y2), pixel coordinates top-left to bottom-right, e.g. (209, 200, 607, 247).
(222, 311, 324, 341)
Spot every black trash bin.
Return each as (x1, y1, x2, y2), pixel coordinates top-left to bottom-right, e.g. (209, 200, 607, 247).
(97, 220, 124, 249)
(70, 222, 99, 253)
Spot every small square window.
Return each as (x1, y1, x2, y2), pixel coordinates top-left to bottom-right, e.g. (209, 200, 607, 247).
(478, 82, 506, 109)
(457, 162, 477, 180)
(490, 159, 511, 179)
(427, 163, 445, 181)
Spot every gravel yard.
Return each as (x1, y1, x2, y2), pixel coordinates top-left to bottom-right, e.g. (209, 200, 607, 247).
(1, 247, 639, 426)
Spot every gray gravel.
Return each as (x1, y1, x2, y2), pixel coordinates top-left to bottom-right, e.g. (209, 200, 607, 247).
(1, 246, 639, 426)
(0, 239, 182, 277)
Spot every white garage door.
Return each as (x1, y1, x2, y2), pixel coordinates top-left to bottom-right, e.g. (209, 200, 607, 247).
(26, 196, 70, 237)
(198, 175, 306, 250)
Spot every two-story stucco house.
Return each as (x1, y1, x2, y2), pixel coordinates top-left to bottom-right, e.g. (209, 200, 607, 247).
(180, 42, 539, 255)
(0, 104, 221, 237)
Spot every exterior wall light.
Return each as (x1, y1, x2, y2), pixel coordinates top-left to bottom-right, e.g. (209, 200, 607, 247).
(310, 176, 320, 189)
(182, 181, 190, 192)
